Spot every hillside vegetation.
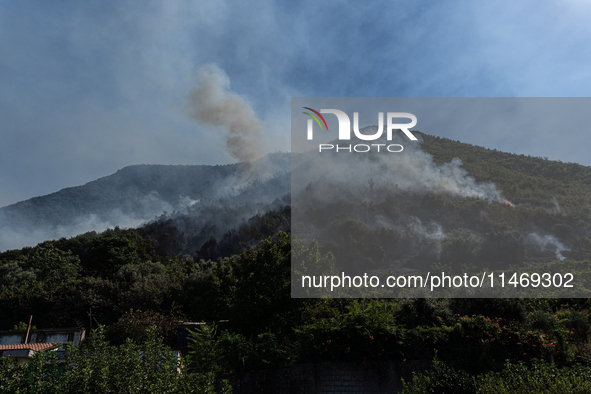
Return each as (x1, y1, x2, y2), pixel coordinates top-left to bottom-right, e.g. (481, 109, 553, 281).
(290, 132, 591, 291)
(421, 132, 591, 215)
(2, 133, 591, 391)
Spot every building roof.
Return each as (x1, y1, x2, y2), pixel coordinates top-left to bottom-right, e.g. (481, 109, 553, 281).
(0, 343, 59, 351)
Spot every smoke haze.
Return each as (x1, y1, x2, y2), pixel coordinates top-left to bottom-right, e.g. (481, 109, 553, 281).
(292, 127, 505, 207)
(526, 233, 569, 261)
(0, 154, 291, 252)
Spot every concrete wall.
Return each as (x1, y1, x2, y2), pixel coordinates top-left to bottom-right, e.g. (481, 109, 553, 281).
(222, 361, 430, 394)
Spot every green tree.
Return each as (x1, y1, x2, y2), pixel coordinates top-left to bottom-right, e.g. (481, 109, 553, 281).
(26, 242, 81, 284)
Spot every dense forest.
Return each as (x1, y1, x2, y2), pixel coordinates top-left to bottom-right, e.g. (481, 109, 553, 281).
(3, 230, 591, 392)
(3, 132, 591, 392)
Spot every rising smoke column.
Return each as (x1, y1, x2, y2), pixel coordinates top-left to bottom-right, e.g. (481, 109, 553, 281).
(551, 197, 562, 213)
(187, 64, 264, 163)
(526, 233, 569, 261)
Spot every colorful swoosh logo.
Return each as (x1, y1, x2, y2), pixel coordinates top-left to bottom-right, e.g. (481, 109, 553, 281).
(302, 107, 328, 131)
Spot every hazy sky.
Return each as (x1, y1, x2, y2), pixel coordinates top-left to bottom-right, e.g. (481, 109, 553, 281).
(2, 0, 591, 207)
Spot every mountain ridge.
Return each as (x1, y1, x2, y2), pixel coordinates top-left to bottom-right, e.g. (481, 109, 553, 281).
(1, 132, 590, 254)
(0, 153, 290, 251)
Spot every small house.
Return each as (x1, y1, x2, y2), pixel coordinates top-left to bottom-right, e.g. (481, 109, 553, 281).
(0, 327, 85, 365)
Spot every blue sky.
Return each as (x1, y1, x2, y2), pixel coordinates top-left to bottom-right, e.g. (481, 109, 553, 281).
(1, 0, 591, 207)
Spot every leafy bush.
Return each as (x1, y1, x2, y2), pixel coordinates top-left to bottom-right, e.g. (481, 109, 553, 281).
(402, 356, 477, 394)
(450, 298, 527, 323)
(418, 315, 564, 373)
(295, 300, 411, 363)
(479, 360, 591, 394)
(563, 310, 591, 342)
(106, 307, 185, 346)
(397, 298, 455, 328)
(529, 309, 560, 332)
(0, 326, 232, 394)
(403, 358, 591, 394)
(187, 323, 293, 374)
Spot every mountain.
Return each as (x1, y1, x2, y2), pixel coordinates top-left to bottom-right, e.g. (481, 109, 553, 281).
(3, 130, 591, 326)
(3, 129, 591, 272)
(0, 152, 290, 251)
(3, 130, 591, 382)
(291, 130, 591, 291)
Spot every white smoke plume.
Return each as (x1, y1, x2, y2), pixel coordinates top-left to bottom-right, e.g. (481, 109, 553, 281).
(292, 127, 505, 206)
(0, 212, 145, 251)
(551, 197, 562, 213)
(408, 217, 445, 240)
(382, 130, 503, 202)
(187, 64, 264, 163)
(0, 191, 175, 251)
(179, 195, 200, 209)
(526, 233, 569, 261)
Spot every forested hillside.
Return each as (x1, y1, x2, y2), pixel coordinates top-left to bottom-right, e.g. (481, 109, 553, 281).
(291, 131, 591, 287)
(3, 133, 591, 392)
(421, 132, 591, 214)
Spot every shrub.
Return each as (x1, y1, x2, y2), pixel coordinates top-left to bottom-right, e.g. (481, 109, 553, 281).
(418, 315, 564, 373)
(450, 298, 527, 323)
(403, 359, 591, 394)
(479, 360, 591, 394)
(187, 323, 293, 374)
(0, 326, 231, 394)
(397, 298, 455, 328)
(402, 356, 477, 394)
(295, 300, 411, 363)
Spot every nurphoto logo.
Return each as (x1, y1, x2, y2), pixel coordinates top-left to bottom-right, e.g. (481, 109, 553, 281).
(303, 107, 418, 153)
